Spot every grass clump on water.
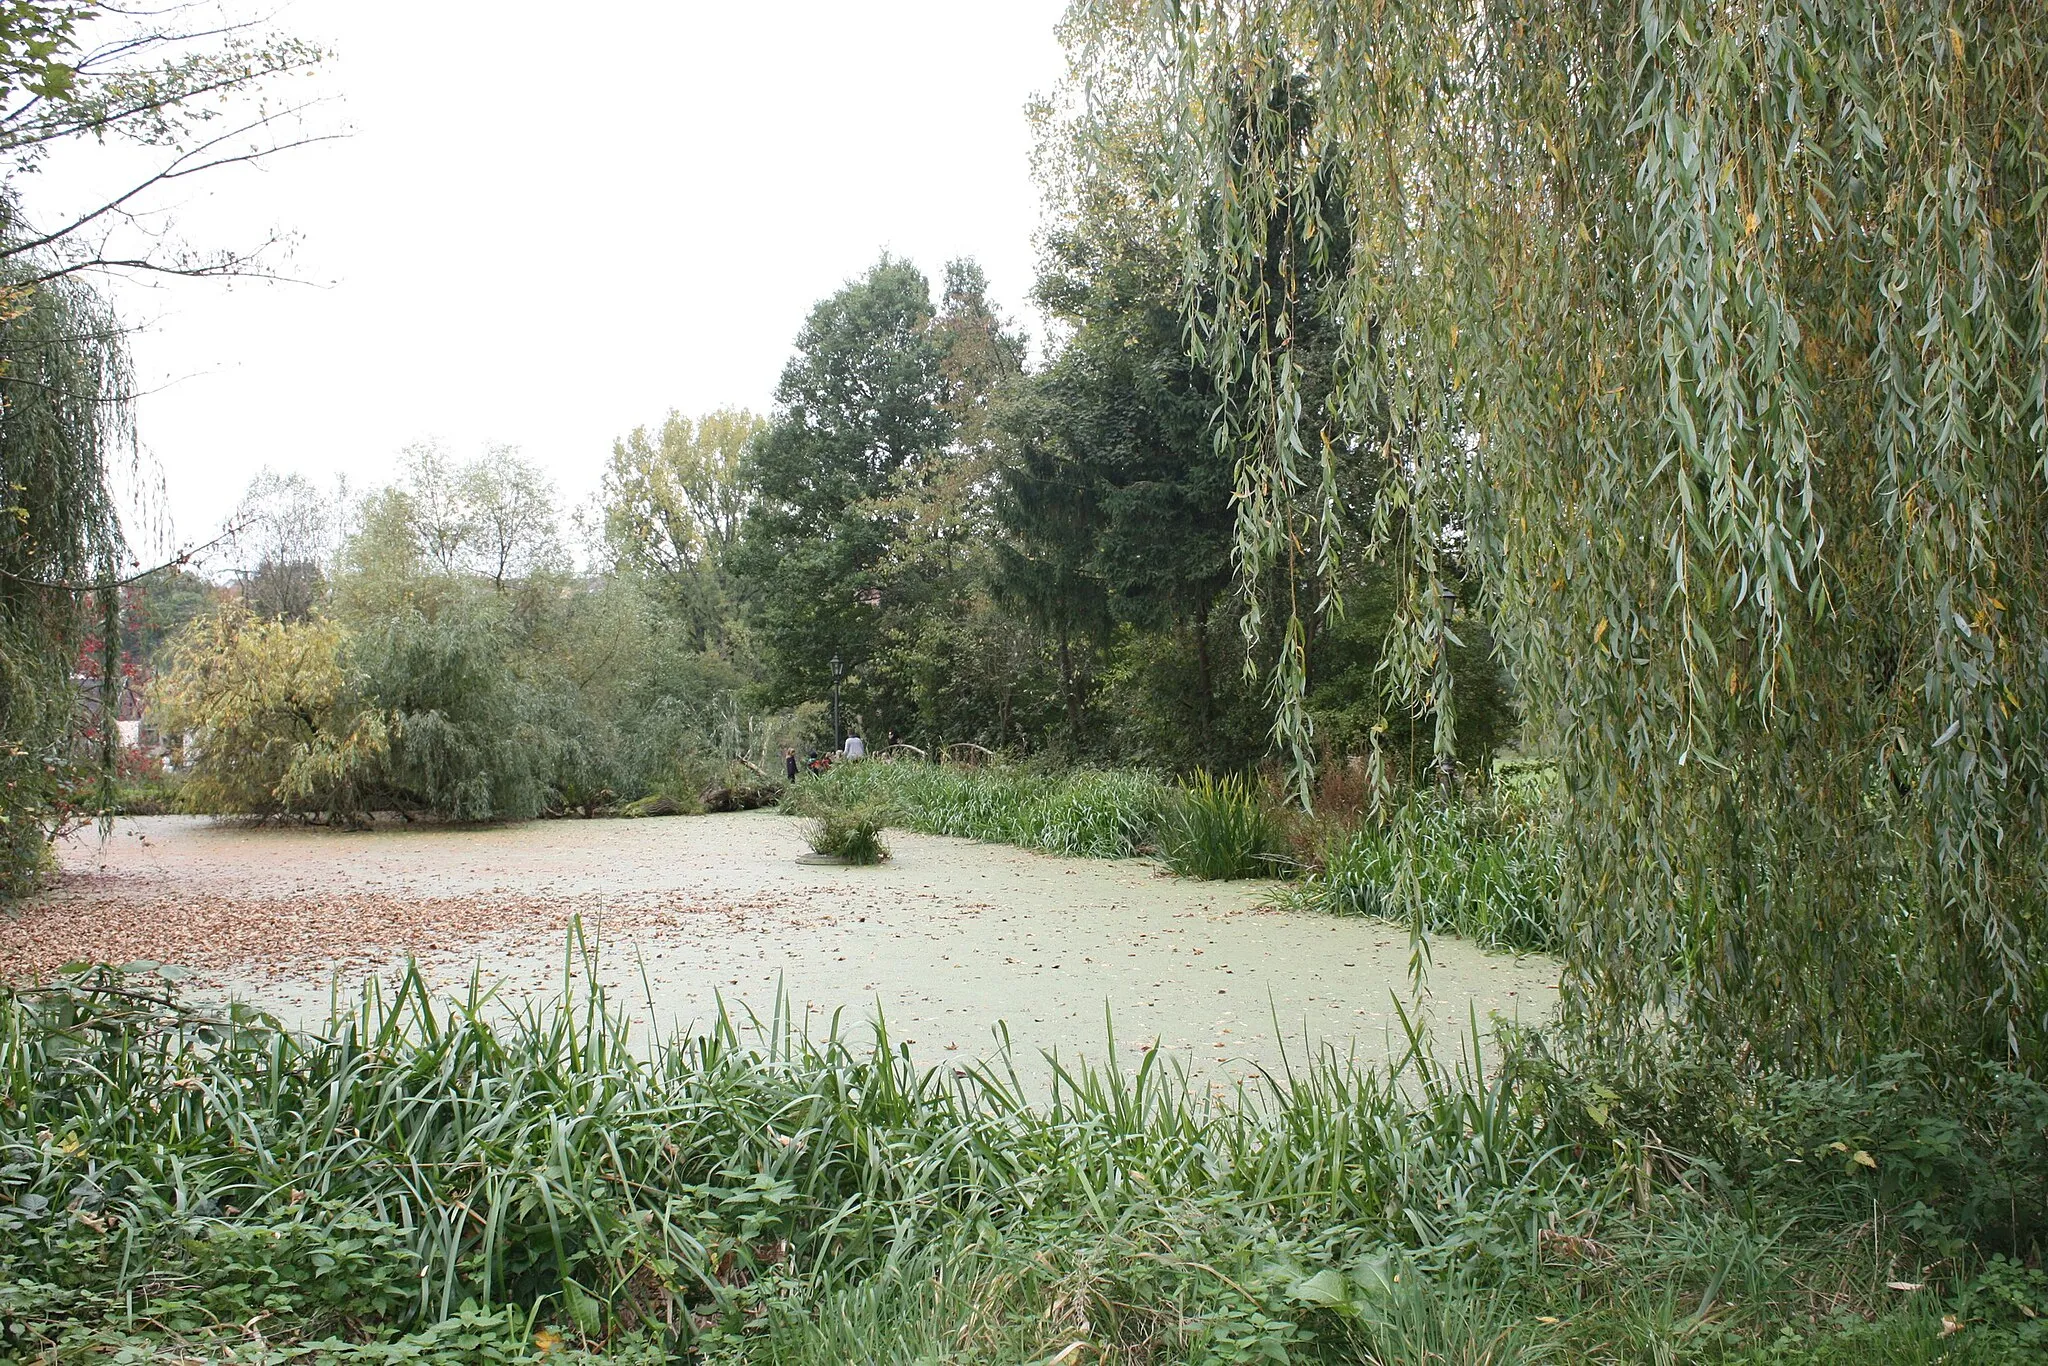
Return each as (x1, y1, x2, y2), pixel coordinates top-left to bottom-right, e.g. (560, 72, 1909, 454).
(4, 952, 2043, 1363)
(1157, 769, 1289, 880)
(804, 803, 889, 864)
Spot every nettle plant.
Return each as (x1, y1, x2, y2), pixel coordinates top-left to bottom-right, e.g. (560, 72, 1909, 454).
(1162, 0, 2048, 1069)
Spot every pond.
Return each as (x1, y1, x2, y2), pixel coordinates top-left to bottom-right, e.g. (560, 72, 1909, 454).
(16, 811, 1559, 1087)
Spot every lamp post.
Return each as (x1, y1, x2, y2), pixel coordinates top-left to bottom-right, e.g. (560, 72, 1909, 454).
(831, 654, 843, 753)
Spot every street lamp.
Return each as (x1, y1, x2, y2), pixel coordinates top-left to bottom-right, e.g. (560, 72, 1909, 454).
(831, 654, 843, 753)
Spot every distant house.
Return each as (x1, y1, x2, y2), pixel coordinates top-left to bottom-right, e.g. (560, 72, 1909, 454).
(75, 670, 160, 754)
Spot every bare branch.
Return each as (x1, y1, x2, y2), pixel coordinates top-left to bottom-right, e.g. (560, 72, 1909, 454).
(0, 106, 341, 273)
(0, 519, 252, 593)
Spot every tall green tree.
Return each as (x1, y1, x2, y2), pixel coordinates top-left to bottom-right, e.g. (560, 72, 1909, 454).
(1003, 227, 1238, 753)
(736, 257, 948, 719)
(863, 261, 1035, 747)
(1007, 2, 1510, 773)
(1166, 0, 2048, 1067)
(736, 256, 1028, 742)
(990, 383, 1111, 741)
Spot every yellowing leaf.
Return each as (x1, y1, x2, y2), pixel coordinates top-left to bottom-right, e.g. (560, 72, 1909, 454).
(1852, 1150, 1877, 1169)
(535, 1329, 564, 1354)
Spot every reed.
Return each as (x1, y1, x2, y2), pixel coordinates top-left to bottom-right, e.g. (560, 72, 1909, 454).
(3, 951, 2038, 1362)
(1276, 797, 1565, 955)
(1156, 770, 1289, 881)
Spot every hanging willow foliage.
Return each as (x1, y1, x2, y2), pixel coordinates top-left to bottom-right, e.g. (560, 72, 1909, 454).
(1163, 0, 2048, 1067)
(0, 266, 132, 895)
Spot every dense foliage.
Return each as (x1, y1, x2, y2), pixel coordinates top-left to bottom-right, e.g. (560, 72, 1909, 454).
(0, 271, 127, 895)
(155, 449, 810, 823)
(3, 4, 2045, 1357)
(1162, 0, 2048, 1070)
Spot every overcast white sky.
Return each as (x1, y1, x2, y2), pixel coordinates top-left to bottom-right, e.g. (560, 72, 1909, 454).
(36, 1, 1070, 559)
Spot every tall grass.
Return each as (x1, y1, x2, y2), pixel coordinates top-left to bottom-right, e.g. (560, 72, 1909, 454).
(795, 760, 1294, 878)
(1, 957, 1612, 1360)
(802, 760, 1563, 949)
(797, 763, 1565, 951)
(794, 762, 1168, 860)
(802, 803, 890, 864)
(4, 955, 2041, 1361)
(1157, 770, 1288, 880)
(1278, 797, 1566, 954)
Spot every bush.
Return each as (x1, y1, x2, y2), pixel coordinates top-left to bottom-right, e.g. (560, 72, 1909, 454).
(109, 774, 182, 816)
(1157, 770, 1288, 880)
(806, 803, 890, 864)
(150, 605, 388, 821)
(1509, 1033, 2048, 1267)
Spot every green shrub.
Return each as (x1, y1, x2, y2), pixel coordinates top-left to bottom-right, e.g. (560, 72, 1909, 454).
(1158, 770, 1288, 880)
(806, 803, 890, 864)
(110, 774, 182, 816)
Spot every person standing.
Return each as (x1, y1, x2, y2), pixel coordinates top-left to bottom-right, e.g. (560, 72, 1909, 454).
(843, 732, 866, 760)
(784, 747, 799, 783)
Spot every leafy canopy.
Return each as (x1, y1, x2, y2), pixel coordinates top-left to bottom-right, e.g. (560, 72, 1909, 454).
(1164, 0, 2048, 1067)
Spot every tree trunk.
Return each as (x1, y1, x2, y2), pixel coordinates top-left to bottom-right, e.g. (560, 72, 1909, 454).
(1058, 622, 1082, 738)
(1194, 599, 1214, 759)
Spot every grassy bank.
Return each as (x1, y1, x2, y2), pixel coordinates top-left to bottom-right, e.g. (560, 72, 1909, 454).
(3, 960, 2042, 1363)
(791, 761, 1168, 860)
(1277, 795, 1565, 955)
(793, 760, 1563, 953)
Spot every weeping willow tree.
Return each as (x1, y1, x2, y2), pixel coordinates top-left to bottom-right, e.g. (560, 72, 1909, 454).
(0, 267, 132, 895)
(1163, 0, 2048, 1068)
